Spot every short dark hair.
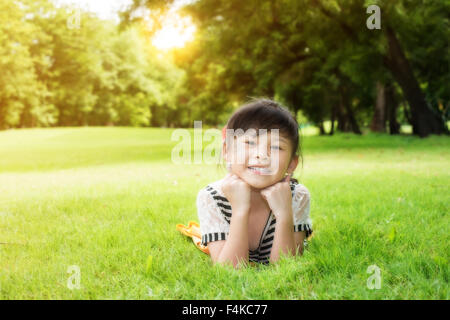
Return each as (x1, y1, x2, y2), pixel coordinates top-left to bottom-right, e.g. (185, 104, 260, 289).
(226, 98, 301, 159)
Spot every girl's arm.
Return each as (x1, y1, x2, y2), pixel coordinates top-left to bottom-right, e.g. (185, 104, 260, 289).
(208, 174, 251, 269)
(260, 174, 305, 263)
(208, 211, 249, 268)
(270, 216, 305, 262)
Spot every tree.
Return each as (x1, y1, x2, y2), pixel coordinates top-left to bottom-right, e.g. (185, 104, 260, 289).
(0, 0, 185, 128)
(0, 0, 54, 129)
(310, 0, 449, 137)
(123, 0, 449, 137)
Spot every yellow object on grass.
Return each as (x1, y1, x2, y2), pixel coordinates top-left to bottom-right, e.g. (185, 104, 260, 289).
(176, 221, 210, 255)
(176, 221, 258, 267)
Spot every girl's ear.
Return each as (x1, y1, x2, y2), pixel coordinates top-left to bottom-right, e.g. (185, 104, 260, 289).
(287, 155, 299, 174)
(222, 142, 227, 163)
(222, 142, 233, 172)
(221, 125, 228, 164)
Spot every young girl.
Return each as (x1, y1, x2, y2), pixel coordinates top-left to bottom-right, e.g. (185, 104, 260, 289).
(196, 98, 312, 268)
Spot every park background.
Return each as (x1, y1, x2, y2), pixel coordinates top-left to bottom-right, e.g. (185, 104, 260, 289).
(0, 0, 448, 299)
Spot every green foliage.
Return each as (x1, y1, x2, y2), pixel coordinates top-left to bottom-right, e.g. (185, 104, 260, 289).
(0, 0, 53, 129)
(166, 0, 448, 130)
(0, 0, 184, 129)
(1, 0, 448, 131)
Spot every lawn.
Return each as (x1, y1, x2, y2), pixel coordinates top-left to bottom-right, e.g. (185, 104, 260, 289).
(0, 127, 448, 299)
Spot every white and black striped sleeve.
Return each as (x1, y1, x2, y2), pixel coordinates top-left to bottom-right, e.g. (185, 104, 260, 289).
(292, 184, 313, 238)
(196, 187, 230, 246)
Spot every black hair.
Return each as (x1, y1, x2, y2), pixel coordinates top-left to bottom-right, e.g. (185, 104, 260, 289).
(224, 97, 303, 177)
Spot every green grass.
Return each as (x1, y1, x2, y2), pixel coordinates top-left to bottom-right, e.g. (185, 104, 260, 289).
(0, 127, 449, 299)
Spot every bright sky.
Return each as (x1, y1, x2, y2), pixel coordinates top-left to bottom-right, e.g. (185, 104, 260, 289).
(52, 0, 133, 22)
(52, 0, 197, 49)
(52, 0, 194, 21)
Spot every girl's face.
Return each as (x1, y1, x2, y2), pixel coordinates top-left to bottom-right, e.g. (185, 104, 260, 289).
(224, 130, 298, 189)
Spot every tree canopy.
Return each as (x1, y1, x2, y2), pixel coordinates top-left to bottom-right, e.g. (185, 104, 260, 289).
(0, 0, 448, 137)
(0, 0, 184, 129)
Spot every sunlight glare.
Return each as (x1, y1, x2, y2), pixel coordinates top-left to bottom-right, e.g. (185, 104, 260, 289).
(152, 13, 196, 50)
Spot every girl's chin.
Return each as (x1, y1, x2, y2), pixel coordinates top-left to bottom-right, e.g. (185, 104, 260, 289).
(240, 174, 279, 190)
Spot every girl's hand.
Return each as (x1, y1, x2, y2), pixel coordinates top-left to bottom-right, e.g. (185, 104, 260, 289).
(222, 174, 251, 216)
(260, 173, 293, 221)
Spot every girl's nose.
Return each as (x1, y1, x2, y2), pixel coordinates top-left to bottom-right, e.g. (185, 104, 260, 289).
(256, 152, 268, 159)
(255, 146, 270, 160)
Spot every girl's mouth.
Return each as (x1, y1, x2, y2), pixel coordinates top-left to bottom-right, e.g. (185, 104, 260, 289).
(248, 166, 271, 175)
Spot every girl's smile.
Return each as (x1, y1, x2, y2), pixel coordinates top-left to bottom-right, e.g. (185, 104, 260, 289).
(247, 165, 272, 175)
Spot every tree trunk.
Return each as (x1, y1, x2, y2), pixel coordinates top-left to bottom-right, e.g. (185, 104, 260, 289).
(370, 81, 387, 132)
(345, 103, 362, 134)
(402, 100, 415, 131)
(339, 84, 361, 134)
(329, 103, 336, 135)
(386, 83, 400, 134)
(318, 121, 326, 135)
(336, 97, 348, 132)
(383, 25, 447, 137)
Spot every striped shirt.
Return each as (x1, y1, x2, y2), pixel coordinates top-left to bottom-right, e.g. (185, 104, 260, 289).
(196, 178, 313, 265)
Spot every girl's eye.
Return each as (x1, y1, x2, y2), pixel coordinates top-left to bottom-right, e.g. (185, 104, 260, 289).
(271, 145, 281, 150)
